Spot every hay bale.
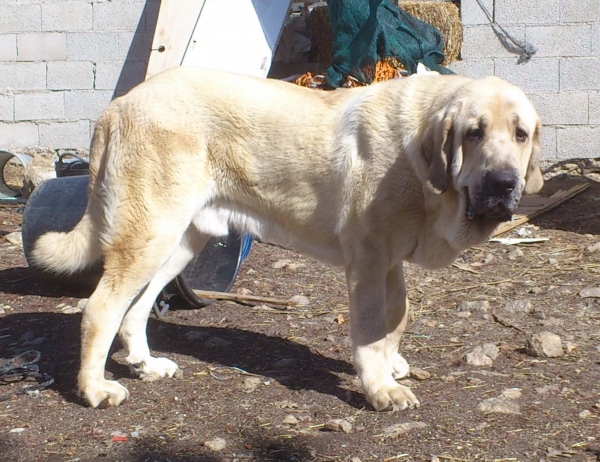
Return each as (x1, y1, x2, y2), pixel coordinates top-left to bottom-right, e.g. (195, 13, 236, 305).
(308, 1, 462, 66)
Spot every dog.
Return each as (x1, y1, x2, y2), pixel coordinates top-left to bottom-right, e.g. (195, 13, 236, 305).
(31, 66, 543, 411)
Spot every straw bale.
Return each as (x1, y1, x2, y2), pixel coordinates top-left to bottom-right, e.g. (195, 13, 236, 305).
(308, 1, 462, 66)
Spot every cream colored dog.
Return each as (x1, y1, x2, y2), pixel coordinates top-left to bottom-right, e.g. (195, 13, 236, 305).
(32, 67, 543, 411)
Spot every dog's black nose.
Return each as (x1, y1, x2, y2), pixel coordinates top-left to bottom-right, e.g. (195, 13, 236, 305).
(485, 170, 519, 197)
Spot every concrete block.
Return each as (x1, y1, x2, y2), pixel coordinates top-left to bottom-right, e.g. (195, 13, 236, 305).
(495, 0, 559, 25)
(39, 121, 90, 149)
(93, 1, 145, 32)
(47, 61, 94, 90)
(448, 58, 495, 79)
(17, 32, 66, 61)
(0, 62, 46, 91)
(0, 93, 13, 121)
(67, 32, 120, 61)
(460, 0, 494, 26)
(526, 91, 589, 125)
(15, 92, 64, 121)
(593, 25, 600, 56)
(64, 90, 113, 120)
(559, 0, 600, 23)
(495, 58, 559, 91)
(118, 31, 154, 61)
(0, 122, 38, 149)
(42, 2, 92, 32)
(526, 25, 591, 57)
(95, 60, 147, 92)
(556, 125, 600, 159)
(560, 58, 600, 91)
(539, 125, 557, 160)
(590, 93, 600, 125)
(461, 25, 527, 59)
(0, 4, 41, 33)
(0, 35, 17, 61)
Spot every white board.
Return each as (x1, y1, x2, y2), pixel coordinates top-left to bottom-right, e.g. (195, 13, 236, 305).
(181, 0, 291, 78)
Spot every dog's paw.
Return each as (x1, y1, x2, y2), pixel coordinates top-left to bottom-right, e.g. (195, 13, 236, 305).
(80, 379, 130, 408)
(388, 353, 410, 380)
(366, 382, 420, 412)
(130, 357, 182, 382)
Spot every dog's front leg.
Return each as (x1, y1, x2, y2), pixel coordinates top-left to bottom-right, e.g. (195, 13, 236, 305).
(384, 264, 412, 380)
(346, 262, 419, 411)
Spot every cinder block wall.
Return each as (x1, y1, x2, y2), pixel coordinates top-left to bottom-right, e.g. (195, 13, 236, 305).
(1, 0, 599, 161)
(451, 0, 600, 160)
(0, 0, 158, 150)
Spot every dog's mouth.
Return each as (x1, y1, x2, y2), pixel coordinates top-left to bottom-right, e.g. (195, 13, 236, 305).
(465, 188, 515, 223)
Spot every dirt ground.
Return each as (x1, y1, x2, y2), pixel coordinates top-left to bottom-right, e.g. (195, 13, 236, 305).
(1, 162, 600, 462)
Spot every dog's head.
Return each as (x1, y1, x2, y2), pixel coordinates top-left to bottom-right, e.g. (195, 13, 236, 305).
(424, 76, 543, 225)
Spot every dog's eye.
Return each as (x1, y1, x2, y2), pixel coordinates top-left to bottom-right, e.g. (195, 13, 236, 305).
(467, 127, 483, 142)
(516, 128, 528, 143)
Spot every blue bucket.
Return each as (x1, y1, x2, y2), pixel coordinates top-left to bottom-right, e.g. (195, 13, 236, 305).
(22, 175, 252, 308)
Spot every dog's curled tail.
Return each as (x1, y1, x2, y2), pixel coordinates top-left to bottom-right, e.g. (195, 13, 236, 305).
(30, 213, 102, 275)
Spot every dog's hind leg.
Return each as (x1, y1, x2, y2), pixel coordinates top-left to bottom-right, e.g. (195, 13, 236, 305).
(118, 228, 209, 382)
(78, 226, 201, 408)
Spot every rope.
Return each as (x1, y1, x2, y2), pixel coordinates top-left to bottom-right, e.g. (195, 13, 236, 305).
(474, 0, 537, 62)
(0, 350, 55, 402)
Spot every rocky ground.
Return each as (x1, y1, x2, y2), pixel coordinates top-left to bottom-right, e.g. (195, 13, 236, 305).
(0, 161, 599, 461)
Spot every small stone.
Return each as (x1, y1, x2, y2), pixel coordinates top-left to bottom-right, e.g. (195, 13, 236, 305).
(289, 295, 310, 306)
(477, 397, 520, 414)
(242, 377, 261, 393)
(325, 418, 352, 433)
(409, 367, 431, 381)
(203, 337, 232, 348)
(579, 410, 593, 419)
(579, 287, 600, 298)
(272, 259, 292, 269)
(10, 428, 25, 433)
(204, 437, 226, 451)
(61, 306, 82, 314)
(479, 343, 500, 360)
(0, 306, 5, 316)
(507, 247, 524, 260)
(282, 414, 299, 425)
(585, 242, 600, 253)
(547, 257, 558, 265)
(457, 300, 490, 313)
(351, 458, 362, 462)
(503, 299, 532, 314)
(4, 232, 23, 247)
(382, 421, 428, 438)
(500, 388, 522, 400)
(455, 311, 472, 318)
(185, 331, 207, 341)
(271, 358, 297, 368)
(463, 350, 493, 367)
(525, 331, 563, 358)
(564, 341, 577, 353)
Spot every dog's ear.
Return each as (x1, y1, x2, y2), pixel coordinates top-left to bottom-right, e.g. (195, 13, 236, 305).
(523, 119, 544, 194)
(423, 110, 455, 194)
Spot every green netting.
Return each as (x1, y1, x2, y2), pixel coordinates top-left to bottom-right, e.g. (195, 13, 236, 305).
(326, 0, 453, 88)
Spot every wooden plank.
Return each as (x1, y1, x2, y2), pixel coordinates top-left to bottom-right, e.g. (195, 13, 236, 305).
(192, 289, 306, 306)
(146, 0, 206, 80)
(493, 183, 590, 237)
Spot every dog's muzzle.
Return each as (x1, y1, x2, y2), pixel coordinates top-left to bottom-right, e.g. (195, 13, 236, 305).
(466, 170, 521, 222)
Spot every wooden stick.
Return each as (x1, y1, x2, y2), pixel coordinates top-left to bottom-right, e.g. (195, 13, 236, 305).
(192, 289, 304, 306)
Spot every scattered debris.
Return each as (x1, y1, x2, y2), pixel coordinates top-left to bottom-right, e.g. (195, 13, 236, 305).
(463, 343, 499, 366)
(477, 388, 521, 414)
(457, 300, 489, 313)
(282, 414, 299, 425)
(579, 287, 600, 298)
(409, 367, 431, 381)
(490, 237, 549, 245)
(502, 299, 532, 314)
(242, 377, 262, 393)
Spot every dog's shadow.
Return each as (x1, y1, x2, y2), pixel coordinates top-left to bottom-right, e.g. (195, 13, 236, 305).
(0, 269, 359, 408)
